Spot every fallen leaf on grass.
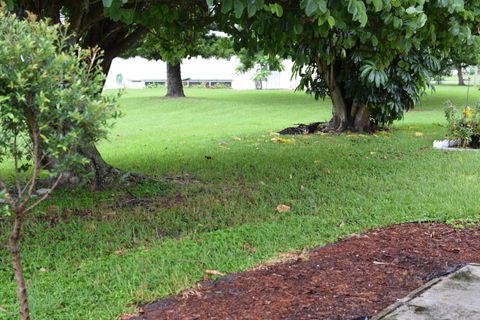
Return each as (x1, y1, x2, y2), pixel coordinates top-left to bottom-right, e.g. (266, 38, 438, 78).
(47, 205, 59, 214)
(181, 285, 203, 299)
(278, 249, 310, 261)
(114, 249, 125, 256)
(232, 136, 242, 141)
(275, 204, 290, 213)
(243, 243, 257, 254)
(204, 269, 225, 276)
(322, 167, 331, 175)
(0, 305, 11, 314)
(415, 132, 424, 137)
(271, 137, 295, 144)
(39, 267, 47, 273)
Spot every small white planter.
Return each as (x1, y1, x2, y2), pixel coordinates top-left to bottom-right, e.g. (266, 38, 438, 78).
(433, 139, 479, 151)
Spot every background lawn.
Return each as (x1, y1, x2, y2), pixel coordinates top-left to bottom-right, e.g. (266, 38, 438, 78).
(1, 85, 479, 319)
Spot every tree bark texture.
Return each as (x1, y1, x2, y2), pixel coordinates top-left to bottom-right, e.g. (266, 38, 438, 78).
(166, 62, 186, 97)
(318, 61, 371, 132)
(9, 215, 30, 320)
(79, 144, 133, 190)
(457, 65, 466, 86)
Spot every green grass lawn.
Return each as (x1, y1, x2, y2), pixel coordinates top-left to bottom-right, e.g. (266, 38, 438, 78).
(1, 85, 480, 319)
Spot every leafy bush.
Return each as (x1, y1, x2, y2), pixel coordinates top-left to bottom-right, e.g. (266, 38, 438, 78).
(445, 103, 480, 148)
(0, 9, 119, 319)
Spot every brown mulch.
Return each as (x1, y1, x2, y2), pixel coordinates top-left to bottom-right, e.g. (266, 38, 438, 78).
(126, 223, 480, 320)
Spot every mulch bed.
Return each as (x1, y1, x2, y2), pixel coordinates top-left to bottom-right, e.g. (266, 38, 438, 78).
(126, 223, 480, 320)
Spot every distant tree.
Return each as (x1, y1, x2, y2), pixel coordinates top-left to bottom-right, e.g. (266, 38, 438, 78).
(446, 50, 479, 86)
(431, 46, 480, 86)
(129, 30, 233, 97)
(215, 0, 480, 132)
(0, 11, 119, 319)
(236, 50, 284, 89)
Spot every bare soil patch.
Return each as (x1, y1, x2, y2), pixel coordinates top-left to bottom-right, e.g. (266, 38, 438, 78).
(125, 222, 480, 320)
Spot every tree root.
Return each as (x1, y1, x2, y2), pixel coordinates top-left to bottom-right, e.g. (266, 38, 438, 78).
(278, 121, 379, 135)
(278, 121, 348, 135)
(278, 122, 324, 135)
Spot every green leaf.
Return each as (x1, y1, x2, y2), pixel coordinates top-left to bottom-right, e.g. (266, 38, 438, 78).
(347, 0, 358, 17)
(234, 0, 245, 18)
(247, 3, 258, 17)
(406, 6, 417, 15)
(305, 0, 318, 17)
(102, 0, 113, 8)
(368, 70, 376, 83)
(372, 0, 382, 12)
(268, 4, 283, 17)
(327, 15, 335, 28)
(317, 1, 328, 14)
(374, 72, 381, 87)
(294, 23, 304, 34)
(221, 0, 233, 14)
(275, 4, 284, 17)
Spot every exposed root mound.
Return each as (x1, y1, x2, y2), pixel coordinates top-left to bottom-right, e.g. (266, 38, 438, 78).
(278, 121, 381, 135)
(278, 122, 324, 135)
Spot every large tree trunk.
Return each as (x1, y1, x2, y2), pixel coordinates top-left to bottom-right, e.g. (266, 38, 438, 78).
(78, 144, 140, 190)
(320, 62, 371, 132)
(457, 65, 466, 86)
(166, 62, 185, 97)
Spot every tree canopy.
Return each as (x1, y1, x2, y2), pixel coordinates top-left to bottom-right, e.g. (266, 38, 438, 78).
(212, 0, 480, 131)
(7, 0, 148, 73)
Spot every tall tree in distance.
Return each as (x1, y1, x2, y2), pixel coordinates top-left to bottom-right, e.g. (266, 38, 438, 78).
(130, 31, 233, 97)
(433, 39, 480, 86)
(236, 50, 284, 89)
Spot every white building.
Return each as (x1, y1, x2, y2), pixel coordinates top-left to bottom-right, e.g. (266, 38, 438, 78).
(104, 56, 300, 90)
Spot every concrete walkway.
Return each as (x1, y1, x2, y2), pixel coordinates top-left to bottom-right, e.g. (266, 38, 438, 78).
(374, 264, 480, 320)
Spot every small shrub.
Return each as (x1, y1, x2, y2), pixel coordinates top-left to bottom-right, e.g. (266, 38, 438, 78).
(0, 9, 119, 319)
(445, 103, 480, 148)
